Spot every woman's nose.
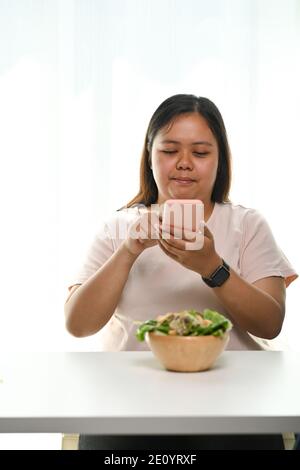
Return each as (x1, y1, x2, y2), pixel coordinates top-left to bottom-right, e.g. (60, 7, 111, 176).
(176, 152, 193, 170)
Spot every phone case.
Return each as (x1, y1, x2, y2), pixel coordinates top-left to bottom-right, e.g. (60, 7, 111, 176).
(162, 199, 204, 250)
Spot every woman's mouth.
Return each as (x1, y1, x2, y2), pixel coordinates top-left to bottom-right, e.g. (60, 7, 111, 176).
(172, 178, 195, 185)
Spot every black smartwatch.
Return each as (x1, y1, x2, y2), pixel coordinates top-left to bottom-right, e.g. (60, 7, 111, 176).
(202, 259, 230, 288)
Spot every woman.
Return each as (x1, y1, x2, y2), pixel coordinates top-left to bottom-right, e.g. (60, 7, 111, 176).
(65, 94, 298, 449)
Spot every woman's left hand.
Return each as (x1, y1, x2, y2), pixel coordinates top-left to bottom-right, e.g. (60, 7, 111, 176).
(156, 223, 222, 278)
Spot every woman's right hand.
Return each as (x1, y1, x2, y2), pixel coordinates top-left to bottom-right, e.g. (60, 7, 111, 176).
(123, 210, 160, 257)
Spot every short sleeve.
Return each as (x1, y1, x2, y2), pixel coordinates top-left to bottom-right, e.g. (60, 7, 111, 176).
(67, 222, 115, 291)
(240, 209, 298, 287)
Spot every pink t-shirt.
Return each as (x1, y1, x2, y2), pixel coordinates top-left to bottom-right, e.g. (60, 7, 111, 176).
(68, 202, 298, 351)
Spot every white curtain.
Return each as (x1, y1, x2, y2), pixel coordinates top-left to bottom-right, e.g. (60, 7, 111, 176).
(0, 0, 299, 352)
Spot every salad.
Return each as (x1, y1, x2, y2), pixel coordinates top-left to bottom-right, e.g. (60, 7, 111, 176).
(135, 309, 232, 341)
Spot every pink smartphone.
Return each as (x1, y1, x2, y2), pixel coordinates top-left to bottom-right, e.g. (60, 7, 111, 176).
(162, 199, 204, 250)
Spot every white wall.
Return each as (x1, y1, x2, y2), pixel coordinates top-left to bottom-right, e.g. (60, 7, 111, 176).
(0, 0, 299, 354)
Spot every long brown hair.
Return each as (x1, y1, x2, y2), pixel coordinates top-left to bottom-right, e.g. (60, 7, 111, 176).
(118, 94, 231, 210)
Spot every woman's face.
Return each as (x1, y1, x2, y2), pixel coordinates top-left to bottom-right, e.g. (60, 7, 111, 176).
(151, 112, 219, 205)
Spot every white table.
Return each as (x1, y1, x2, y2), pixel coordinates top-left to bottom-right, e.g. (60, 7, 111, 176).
(0, 351, 299, 435)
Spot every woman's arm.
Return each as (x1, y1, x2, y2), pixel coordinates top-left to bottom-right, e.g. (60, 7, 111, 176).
(64, 242, 138, 337)
(157, 224, 286, 340)
(209, 263, 286, 340)
(65, 211, 158, 338)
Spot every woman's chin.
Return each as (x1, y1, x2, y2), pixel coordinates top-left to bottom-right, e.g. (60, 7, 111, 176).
(169, 189, 198, 200)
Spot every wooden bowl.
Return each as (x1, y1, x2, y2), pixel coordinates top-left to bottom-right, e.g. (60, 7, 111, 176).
(146, 332, 229, 372)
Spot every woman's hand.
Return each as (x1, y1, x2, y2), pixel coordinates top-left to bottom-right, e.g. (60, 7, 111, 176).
(157, 223, 222, 277)
(123, 210, 159, 257)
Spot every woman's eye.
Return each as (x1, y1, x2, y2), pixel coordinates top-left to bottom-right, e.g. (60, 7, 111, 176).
(160, 150, 209, 156)
(194, 152, 208, 157)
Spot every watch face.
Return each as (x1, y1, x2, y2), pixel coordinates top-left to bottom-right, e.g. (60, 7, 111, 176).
(202, 260, 230, 288)
(213, 266, 230, 286)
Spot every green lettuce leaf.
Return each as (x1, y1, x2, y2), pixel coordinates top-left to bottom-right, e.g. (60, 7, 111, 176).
(135, 309, 232, 341)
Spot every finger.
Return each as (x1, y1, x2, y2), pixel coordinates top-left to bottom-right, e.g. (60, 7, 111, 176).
(164, 238, 186, 253)
(162, 223, 200, 244)
(161, 232, 187, 252)
(152, 223, 161, 240)
(141, 214, 158, 240)
(159, 238, 181, 258)
(159, 241, 178, 260)
(128, 224, 140, 239)
(161, 223, 184, 239)
(160, 223, 182, 241)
